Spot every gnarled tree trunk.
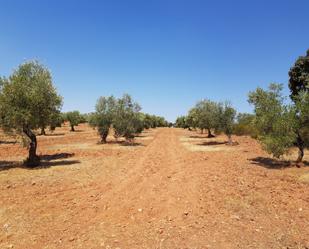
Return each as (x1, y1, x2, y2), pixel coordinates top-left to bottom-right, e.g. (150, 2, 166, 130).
(101, 132, 108, 143)
(207, 128, 215, 138)
(71, 125, 75, 132)
(23, 127, 40, 167)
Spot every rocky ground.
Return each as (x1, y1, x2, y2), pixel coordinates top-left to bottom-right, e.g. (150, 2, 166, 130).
(0, 124, 308, 249)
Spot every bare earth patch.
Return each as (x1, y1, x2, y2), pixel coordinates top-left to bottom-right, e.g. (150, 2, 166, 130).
(0, 125, 308, 249)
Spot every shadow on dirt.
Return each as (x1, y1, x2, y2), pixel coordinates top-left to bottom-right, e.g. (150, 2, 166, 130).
(197, 141, 227, 146)
(135, 134, 148, 138)
(0, 153, 80, 171)
(189, 135, 209, 139)
(0, 140, 17, 145)
(98, 140, 145, 147)
(40, 153, 75, 161)
(120, 142, 144, 147)
(43, 133, 65, 137)
(250, 157, 309, 169)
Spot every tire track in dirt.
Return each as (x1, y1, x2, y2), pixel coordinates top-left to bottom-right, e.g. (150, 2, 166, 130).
(91, 128, 206, 248)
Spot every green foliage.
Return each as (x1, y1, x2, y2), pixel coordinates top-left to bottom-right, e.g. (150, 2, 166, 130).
(181, 99, 238, 141)
(113, 94, 143, 141)
(288, 49, 309, 100)
(233, 113, 257, 137)
(90, 94, 145, 142)
(217, 102, 236, 143)
(175, 116, 189, 128)
(89, 96, 116, 143)
(195, 100, 221, 132)
(65, 111, 82, 131)
(0, 61, 62, 166)
(0, 61, 62, 132)
(143, 114, 154, 129)
(248, 83, 297, 158)
(140, 113, 168, 129)
(186, 108, 199, 129)
(49, 111, 64, 131)
(294, 90, 309, 147)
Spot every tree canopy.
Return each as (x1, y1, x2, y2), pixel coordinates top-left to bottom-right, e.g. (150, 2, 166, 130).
(289, 49, 309, 99)
(65, 111, 83, 131)
(0, 61, 62, 166)
(248, 83, 307, 162)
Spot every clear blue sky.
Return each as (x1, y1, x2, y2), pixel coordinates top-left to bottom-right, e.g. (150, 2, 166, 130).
(1, 0, 308, 121)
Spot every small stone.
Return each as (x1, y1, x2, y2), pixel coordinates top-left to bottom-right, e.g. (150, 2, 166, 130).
(184, 211, 189, 216)
(3, 223, 9, 231)
(7, 245, 13, 249)
(138, 208, 143, 212)
(298, 208, 303, 212)
(31, 181, 36, 186)
(69, 237, 75, 242)
(6, 185, 11, 189)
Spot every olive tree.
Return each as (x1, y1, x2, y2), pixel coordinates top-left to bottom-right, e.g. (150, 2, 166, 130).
(89, 96, 116, 143)
(186, 108, 199, 130)
(65, 111, 82, 131)
(113, 94, 143, 142)
(0, 61, 62, 166)
(175, 116, 189, 129)
(248, 84, 299, 160)
(49, 111, 63, 132)
(218, 102, 236, 144)
(189, 100, 220, 136)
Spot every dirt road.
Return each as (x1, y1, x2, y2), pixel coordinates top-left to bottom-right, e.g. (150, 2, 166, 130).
(0, 127, 308, 248)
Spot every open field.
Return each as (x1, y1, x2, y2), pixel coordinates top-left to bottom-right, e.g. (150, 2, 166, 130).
(0, 124, 308, 249)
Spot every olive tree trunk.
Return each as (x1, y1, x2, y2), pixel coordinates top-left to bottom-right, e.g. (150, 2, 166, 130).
(207, 128, 215, 138)
(23, 127, 40, 167)
(71, 125, 75, 132)
(40, 127, 46, 135)
(296, 133, 304, 163)
(101, 132, 108, 143)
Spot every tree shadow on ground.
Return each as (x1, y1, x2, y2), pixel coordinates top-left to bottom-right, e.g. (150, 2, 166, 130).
(97, 140, 145, 147)
(40, 153, 75, 161)
(0, 140, 17, 145)
(0, 161, 22, 171)
(43, 133, 65, 137)
(0, 153, 80, 171)
(197, 141, 227, 146)
(249, 156, 309, 169)
(135, 134, 147, 138)
(189, 135, 209, 139)
(120, 142, 144, 147)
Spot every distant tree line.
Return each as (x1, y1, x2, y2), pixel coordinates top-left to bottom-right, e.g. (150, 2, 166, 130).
(175, 100, 237, 144)
(176, 49, 309, 163)
(0, 61, 168, 167)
